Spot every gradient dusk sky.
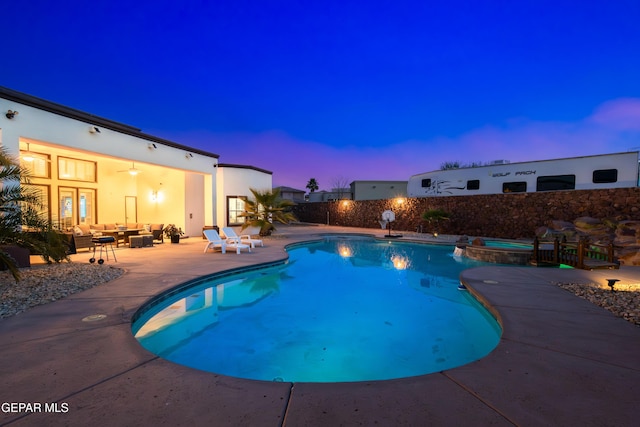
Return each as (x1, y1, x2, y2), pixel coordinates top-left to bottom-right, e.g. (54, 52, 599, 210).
(2, 1, 640, 190)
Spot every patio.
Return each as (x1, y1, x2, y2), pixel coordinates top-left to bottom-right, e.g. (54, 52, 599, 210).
(1, 224, 638, 426)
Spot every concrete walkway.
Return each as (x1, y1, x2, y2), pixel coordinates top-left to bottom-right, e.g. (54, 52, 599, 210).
(0, 225, 638, 426)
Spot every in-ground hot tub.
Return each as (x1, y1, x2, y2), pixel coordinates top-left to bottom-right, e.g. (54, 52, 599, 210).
(460, 239, 533, 265)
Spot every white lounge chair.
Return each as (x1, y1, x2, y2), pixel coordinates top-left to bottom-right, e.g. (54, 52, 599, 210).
(240, 226, 264, 248)
(222, 227, 263, 249)
(203, 229, 250, 254)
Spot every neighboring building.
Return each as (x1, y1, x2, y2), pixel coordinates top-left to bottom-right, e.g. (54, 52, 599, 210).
(217, 164, 272, 226)
(350, 180, 408, 201)
(0, 86, 272, 236)
(276, 186, 306, 203)
(307, 188, 353, 202)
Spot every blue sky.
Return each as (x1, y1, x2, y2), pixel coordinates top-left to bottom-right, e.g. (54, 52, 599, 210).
(2, 1, 640, 190)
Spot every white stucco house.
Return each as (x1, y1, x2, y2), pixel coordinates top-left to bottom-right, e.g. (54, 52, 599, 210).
(216, 164, 273, 227)
(0, 86, 272, 237)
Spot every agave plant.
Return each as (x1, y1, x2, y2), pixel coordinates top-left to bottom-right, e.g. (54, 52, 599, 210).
(0, 147, 69, 281)
(239, 188, 297, 236)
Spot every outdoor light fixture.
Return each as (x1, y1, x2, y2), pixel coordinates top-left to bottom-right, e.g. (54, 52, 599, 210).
(185, 152, 193, 159)
(150, 184, 163, 202)
(148, 143, 157, 150)
(21, 143, 34, 162)
(5, 110, 18, 119)
(89, 126, 101, 134)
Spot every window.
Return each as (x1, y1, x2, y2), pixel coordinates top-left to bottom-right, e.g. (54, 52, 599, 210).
(227, 196, 247, 226)
(79, 189, 96, 225)
(421, 178, 432, 188)
(21, 152, 50, 178)
(503, 182, 527, 193)
(593, 169, 618, 184)
(58, 187, 96, 229)
(23, 184, 51, 223)
(467, 180, 480, 190)
(536, 175, 575, 192)
(58, 157, 97, 182)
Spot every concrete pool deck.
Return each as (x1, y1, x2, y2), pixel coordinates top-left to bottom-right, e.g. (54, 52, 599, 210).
(1, 224, 638, 426)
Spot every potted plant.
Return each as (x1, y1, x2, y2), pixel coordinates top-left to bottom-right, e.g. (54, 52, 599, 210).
(163, 224, 183, 243)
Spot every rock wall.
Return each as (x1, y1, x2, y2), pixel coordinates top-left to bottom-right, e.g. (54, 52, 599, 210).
(292, 188, 640, 263)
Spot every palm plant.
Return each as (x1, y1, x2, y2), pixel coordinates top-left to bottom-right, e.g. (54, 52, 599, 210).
(239, 188, 297, 235)
(0, 147, 69, 281)
(306, 178, 319, 193)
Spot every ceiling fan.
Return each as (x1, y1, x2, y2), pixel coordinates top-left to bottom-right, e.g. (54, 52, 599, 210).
(118, 162, 142, 176)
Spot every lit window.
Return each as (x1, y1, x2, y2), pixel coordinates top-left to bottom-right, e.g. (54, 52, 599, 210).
(503, 182, 527, 193)
(58, 157, 97, 182)
(227, 196, 247, 226)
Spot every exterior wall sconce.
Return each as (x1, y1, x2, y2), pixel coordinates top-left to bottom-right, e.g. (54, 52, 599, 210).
(89, 126, 101, 133)
(5, 110, 18, 119)
(185, 152, 193, 159)
(150, 183, 163, 202)
(148, 143, 157, 150)
(150, 190, 164, 203)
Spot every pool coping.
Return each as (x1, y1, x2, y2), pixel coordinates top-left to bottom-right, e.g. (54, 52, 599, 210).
(1, 224, 639, 426)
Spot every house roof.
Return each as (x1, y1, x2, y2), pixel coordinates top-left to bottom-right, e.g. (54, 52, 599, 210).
(217, 163, 273, 175)
(275, 186, 306, 193)
(0, 86, 220, 159)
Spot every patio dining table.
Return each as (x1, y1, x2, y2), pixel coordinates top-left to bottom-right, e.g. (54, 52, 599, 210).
(101, 229, 144, 247)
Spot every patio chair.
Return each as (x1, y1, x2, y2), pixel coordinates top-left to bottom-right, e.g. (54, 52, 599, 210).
(239, 225, 264, 248)
(222, 227, 263, 249)
(204, 229, 250, 254)
(150, 224, 164, 243)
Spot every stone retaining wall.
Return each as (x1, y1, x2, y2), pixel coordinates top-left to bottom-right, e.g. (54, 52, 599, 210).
(292, 188, 640, 239)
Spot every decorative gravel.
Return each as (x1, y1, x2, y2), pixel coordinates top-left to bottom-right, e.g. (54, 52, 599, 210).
(554, 281, 640, 326)
(0, 263, 124, 319)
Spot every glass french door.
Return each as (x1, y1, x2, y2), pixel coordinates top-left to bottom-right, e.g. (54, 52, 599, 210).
(59, 187, 96, 229)
(79, 189, 95, 225)
(59, 188, 76, 230)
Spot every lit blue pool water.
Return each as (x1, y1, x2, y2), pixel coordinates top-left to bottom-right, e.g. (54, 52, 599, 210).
(484, 240, 532, 249)
(132, 237, 502, 383)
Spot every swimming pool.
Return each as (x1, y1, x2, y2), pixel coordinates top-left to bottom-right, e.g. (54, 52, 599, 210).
(132, 237, 502, 383)
(484, 239, 532, 249)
